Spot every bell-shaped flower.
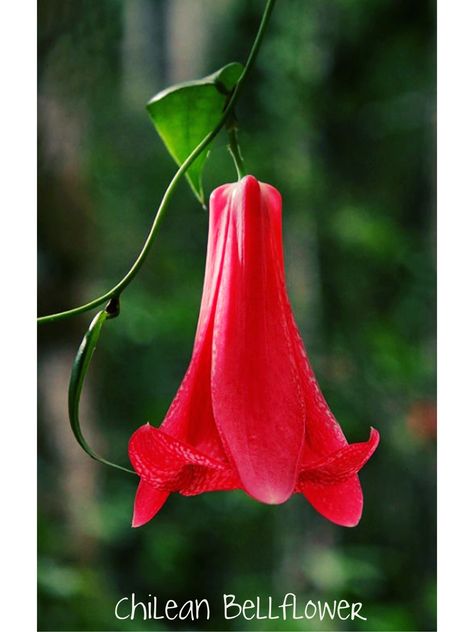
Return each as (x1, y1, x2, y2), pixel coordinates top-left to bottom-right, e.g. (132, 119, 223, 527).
(129, 176, 379, 527)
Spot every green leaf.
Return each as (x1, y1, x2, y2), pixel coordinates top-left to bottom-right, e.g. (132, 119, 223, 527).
(147, 62, 244, 204)
(68, 306, 135, 475)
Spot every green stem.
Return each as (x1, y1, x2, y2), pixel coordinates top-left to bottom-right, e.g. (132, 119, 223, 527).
(227, 124, 247, 179)
(38, 0, 276, 325)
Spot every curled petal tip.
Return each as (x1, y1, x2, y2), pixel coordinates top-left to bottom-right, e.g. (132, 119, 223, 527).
(367, 427, 380, 453)
(131, 480, 169, 528)
(370, 426, 380, 440)
(303, 476, 364, 528)
(245, 482, 294, 506)
(343, 516, 361, 528)
(300, 427, 379, 527)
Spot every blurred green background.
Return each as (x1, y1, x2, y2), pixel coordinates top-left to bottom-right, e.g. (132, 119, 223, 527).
(37, 1, 436, 630)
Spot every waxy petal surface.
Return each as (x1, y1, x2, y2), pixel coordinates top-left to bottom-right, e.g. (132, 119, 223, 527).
(302, 477, 364, 527)
(129, 424, 239, 495)
(212, 176, 305, 504)
(299, 430, 379, 526)
(264, 182, 349, 460)
(128, 175, 379, 527)
(132, 480, 169, 528)
(299, 428, 379, 485)
(128, 188, 238, 523)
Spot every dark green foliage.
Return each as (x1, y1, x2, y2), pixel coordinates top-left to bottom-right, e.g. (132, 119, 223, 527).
(147, 62, 244, 203)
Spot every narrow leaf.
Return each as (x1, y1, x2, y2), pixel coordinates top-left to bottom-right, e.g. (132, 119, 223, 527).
(68, 308, 135, 475)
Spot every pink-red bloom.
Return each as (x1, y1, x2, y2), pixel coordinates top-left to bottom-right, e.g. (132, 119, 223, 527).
(129, 176, 379, 527)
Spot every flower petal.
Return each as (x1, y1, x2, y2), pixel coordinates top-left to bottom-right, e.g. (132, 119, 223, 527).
(212, 176, 305, 504)
(129, 423, 239, 496)
(300, 428, 380, 484)
(132, 479, 169, 528)
(160, 183, 232, 459)
(263, 182, 351, 461)
(302, 476, 364, 527)
(300, 429, 379, 527)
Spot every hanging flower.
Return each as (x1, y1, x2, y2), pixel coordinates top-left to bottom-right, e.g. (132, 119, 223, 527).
(129, 176, 379, 527)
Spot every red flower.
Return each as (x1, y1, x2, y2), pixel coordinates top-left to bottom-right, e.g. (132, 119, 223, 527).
(129, 176, 379, 527)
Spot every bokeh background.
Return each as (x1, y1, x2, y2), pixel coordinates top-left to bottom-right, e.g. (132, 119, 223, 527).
(37, 1, 436, 630)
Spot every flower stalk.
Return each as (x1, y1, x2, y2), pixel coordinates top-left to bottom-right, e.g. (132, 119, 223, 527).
(227, 120, 247, 179)
(38, 0, 277, 325)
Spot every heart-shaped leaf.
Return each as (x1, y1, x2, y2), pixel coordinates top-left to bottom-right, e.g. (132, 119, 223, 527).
(147, 62, 244, 205)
